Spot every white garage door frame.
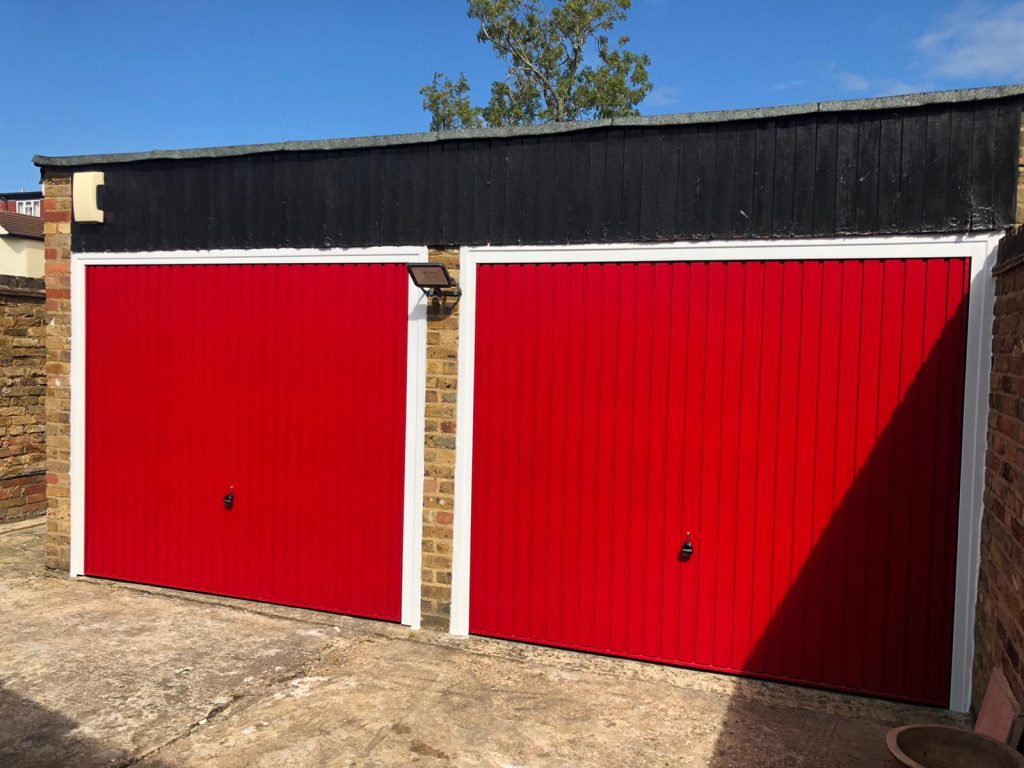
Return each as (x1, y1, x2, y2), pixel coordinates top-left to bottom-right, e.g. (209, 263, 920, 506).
(451, 233, 1001, 712)
(68, 246, 429, 630)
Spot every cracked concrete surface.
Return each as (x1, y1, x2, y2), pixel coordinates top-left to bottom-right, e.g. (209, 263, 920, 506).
(0, 520, 961, 767)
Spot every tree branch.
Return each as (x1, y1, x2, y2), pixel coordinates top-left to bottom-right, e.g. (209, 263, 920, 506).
(480, 19, 562, 118)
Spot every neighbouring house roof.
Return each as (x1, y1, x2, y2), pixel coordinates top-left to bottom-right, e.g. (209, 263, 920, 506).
(33, 84, 1024, 167)
(0, 191, 43, 200)
(0, 211, 44, 240)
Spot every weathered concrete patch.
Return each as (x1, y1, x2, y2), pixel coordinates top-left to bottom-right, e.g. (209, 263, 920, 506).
(0, 523, 337, 767)
(143, 632, 949, 767)
(0, 522, 46, 588)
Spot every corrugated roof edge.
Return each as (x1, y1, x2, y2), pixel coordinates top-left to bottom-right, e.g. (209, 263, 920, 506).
(34, 84, 1024, 168)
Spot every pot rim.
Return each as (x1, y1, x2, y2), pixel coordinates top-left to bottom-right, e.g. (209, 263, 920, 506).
(886, 724, 1024, 768)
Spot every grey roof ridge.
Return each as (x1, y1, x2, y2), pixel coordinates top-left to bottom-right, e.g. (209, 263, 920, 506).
(34, 83, 1024, 168)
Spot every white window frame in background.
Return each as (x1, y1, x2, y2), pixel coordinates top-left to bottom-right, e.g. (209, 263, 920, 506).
(16, 199, 40, 216)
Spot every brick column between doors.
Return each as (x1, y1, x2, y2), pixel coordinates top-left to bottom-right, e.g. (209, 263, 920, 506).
(420, 248, 459, 629)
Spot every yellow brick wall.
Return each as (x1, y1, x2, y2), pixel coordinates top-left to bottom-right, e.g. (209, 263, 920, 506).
(420, 248, 459, 629)
(42, 173, 72, 570)
(0, 277, 47, 523)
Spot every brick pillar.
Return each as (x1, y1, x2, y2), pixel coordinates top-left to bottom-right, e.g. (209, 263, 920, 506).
(973, 109, 1024, 708)
(420, 248, 459, 629)
(42, 172, 72, 571)
(975, 233, 1024, 711)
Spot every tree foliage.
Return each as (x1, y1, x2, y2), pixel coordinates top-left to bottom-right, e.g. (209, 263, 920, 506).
(421, 0, 652, 130)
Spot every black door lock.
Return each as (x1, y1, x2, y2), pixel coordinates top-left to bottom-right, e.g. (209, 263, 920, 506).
(223, 487, 235, 511)
(678, 532, 694, 562)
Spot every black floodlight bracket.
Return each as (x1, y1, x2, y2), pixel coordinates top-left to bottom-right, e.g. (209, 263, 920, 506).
(407, 263, 463, 300)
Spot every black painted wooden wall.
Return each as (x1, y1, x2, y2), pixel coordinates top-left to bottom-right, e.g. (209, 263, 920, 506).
(71, 98, 1021, 253)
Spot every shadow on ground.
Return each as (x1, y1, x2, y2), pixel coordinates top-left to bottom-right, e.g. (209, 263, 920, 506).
(0, 685, 171, 768)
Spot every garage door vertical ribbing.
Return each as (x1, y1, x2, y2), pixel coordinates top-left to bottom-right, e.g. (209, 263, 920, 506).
(85, 263, 409, 620)
(469, 258, 969, 705)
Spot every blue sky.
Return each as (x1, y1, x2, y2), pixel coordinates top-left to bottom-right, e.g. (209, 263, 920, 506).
(2, 0, 1023, 190)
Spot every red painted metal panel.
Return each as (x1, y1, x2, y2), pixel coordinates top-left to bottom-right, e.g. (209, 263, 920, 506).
(85, 263, 408, 621)
(469, 258, 971, 706)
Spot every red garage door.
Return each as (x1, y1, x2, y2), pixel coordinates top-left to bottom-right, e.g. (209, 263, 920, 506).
(86, 263, 409, 621)
(469, 258, 970, 706)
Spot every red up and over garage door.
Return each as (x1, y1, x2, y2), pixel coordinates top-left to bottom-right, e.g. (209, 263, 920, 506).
(465, 249, 972, 706)
(83, 260, 419, 623)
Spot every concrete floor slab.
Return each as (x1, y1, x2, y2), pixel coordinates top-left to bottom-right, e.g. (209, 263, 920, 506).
(0, 520, 962, 767)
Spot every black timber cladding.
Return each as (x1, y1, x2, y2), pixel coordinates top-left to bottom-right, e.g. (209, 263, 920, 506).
(55, 96, 1022, 252)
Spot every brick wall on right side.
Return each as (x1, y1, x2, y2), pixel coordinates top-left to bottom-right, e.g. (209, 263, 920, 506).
(975, 235, 1024, 714)
(972, 110, 1024, 711)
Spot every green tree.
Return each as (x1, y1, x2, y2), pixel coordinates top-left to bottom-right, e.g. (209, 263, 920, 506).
(421, 0, 653, 130)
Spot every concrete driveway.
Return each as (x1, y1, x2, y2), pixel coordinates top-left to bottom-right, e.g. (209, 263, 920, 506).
(0, 519, 960, 767)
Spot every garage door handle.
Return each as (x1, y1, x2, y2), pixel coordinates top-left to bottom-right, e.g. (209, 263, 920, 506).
(223, 487, 235, 511)
(678, 532, 694, 562)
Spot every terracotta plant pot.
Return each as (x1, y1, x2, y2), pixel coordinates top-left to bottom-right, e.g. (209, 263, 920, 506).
(887, 725, 1024, 768)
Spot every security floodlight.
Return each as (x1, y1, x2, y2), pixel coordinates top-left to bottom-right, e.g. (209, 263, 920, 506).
(407, 263, 462, 299)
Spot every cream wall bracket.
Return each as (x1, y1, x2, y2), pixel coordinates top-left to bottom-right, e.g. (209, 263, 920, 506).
(72, 171, 105, 224)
